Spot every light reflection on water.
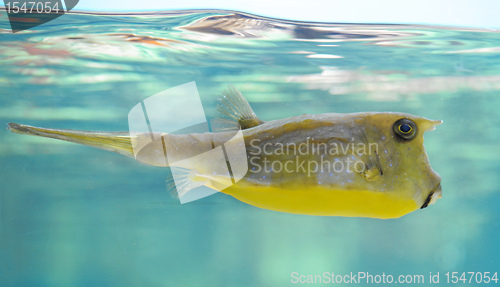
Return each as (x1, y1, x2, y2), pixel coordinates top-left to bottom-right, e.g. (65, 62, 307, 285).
(1, 10, 499, 287)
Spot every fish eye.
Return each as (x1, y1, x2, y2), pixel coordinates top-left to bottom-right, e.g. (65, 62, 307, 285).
(393, 118, 417, 141)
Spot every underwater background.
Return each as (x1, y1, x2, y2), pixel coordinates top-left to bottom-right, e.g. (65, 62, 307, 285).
(1, 10, 499, 287)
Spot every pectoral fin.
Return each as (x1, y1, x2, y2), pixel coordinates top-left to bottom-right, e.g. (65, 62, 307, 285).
(356, 130, 383, 182)
(359, 155, 383, 181)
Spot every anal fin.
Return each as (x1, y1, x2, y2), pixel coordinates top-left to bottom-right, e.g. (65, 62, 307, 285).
(166, 167, 220, 204)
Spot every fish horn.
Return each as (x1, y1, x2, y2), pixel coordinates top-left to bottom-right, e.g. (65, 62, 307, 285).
(420, 119, 442, 132)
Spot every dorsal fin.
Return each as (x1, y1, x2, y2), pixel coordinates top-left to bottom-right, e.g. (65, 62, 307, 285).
(216, 86, 264, 130)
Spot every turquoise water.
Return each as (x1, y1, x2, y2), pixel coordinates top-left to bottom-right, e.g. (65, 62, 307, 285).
(1, 10, 500, 286)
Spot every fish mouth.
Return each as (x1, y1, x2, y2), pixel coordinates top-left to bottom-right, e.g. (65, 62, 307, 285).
(420, 183, 442, 209)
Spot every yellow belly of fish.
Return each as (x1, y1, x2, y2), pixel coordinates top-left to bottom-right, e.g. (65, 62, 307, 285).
(222, 183, 419, 219)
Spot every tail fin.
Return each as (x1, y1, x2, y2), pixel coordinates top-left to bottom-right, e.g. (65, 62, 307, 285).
(7, 122, 135, 158)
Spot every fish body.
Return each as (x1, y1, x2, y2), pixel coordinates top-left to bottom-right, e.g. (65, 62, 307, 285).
(8, 87, 442, 219)
(221, 112, 441, 219)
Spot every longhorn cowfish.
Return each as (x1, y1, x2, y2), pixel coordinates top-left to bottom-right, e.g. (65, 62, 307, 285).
(8, 87, 442, 219)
